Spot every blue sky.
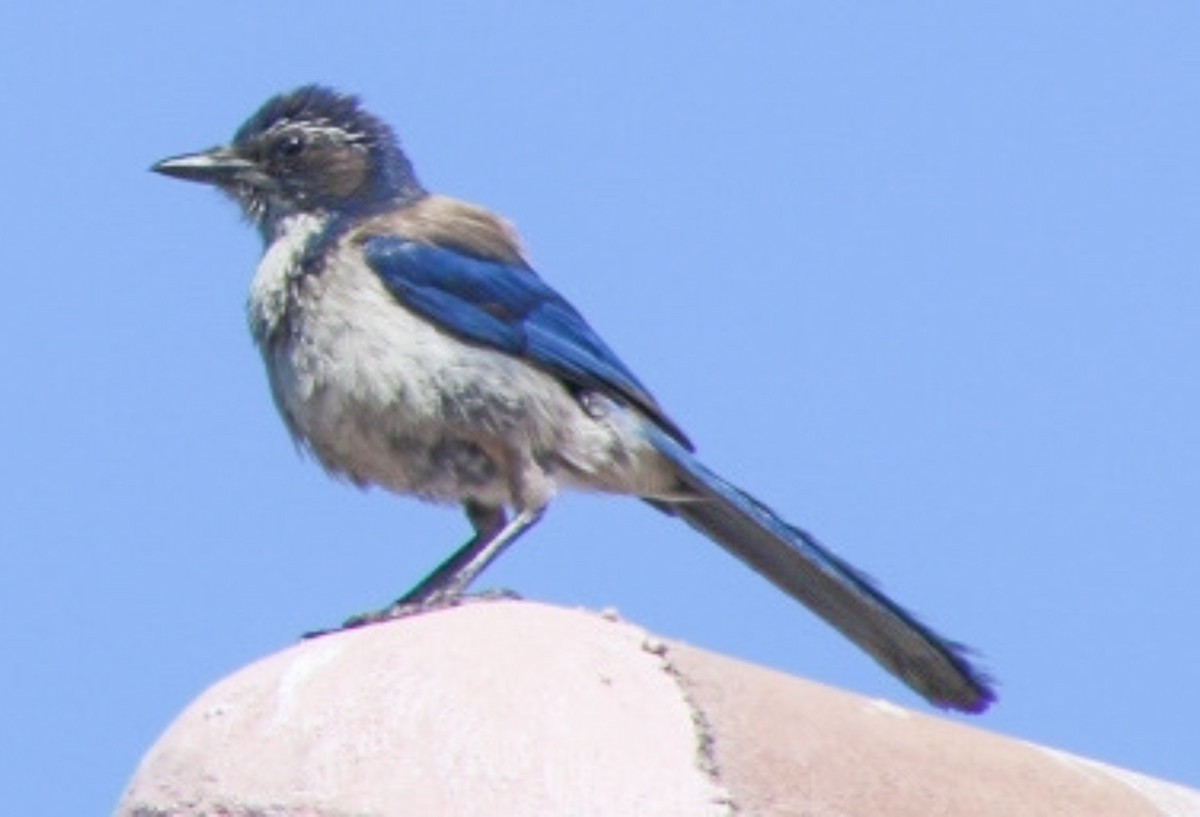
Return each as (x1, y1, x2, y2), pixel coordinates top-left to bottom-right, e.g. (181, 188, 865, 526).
(2, 3, 1197, 812)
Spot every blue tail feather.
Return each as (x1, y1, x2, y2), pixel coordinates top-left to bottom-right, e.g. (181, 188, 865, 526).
(643, 424, 994, 712)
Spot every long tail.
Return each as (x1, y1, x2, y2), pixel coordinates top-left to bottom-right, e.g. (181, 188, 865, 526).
(643, 424, 995, 713)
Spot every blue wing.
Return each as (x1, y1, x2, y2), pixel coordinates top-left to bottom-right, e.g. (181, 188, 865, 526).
(362, 236, 692, 448)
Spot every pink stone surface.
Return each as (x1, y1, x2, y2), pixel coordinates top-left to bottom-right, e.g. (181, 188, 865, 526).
(670, 643, 1198, 817)
(115, 601, 1198, 816)
(117, 601, 730, 817)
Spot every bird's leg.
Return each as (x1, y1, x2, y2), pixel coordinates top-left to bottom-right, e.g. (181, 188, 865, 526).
(306, 502, 542, 637)
(317, 502, 508, 635)
(395, 500, 509, 605)
(421, 506, 545, 603)
(411, 450, 553, 602)
(403, 446, 553, 605)
(307, 452, 552, 638)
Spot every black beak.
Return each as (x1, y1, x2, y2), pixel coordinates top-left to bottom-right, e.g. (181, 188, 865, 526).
(151, 146, 257, 186)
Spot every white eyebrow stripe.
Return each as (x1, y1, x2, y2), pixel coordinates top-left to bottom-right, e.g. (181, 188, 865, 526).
(264, 118, 370, 145)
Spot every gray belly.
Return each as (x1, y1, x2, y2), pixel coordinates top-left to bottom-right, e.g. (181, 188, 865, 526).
(261, 301, 585, 506)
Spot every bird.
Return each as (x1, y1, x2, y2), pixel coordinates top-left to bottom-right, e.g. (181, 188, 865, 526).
(152, 85, 994, 713)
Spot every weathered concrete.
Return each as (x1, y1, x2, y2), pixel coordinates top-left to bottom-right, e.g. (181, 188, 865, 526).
(115, 601, 1199, 816)
(117, 602, 731, 816)
(670, 642, 1196, 817)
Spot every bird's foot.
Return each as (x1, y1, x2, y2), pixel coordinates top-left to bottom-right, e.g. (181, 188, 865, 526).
(301, 587, 522, 639)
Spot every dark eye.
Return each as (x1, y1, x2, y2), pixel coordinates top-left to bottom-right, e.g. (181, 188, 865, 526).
(275, 133, 307, 158)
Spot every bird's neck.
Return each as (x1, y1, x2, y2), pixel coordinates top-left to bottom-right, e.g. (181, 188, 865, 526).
(247, 212, 331, 344)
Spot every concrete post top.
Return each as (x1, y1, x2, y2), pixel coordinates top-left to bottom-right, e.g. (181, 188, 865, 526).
(116, 601, 1198, 817)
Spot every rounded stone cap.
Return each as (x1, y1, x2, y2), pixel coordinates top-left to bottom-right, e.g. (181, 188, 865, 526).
(117, 601, 730, 816)
(116, 601, 1199, 816)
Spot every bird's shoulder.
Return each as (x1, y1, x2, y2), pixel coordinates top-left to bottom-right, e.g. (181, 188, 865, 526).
(342, 194, 695, 450)
(348, 194, 527, 267)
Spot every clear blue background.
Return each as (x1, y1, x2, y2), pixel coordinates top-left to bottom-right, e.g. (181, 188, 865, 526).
(2, 3, 1196, 813)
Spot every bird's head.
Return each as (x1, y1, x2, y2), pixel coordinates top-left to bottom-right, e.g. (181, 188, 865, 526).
(152, 85, 425, 235)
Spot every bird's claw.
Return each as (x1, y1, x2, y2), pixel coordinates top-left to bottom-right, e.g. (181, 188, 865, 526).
(301, 587, 523, 639)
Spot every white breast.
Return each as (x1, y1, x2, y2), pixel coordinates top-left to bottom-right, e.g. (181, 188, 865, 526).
(244, 216, 575, 501)
(246, 212, 328, 344)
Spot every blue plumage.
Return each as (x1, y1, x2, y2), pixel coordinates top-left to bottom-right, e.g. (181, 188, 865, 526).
(152, 85, 995, 712)
(363, 236, 691, 447)
(640, 422, 992, 710)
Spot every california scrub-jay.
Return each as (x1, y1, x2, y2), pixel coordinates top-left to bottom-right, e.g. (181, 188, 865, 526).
(152, 86, 994, 712)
